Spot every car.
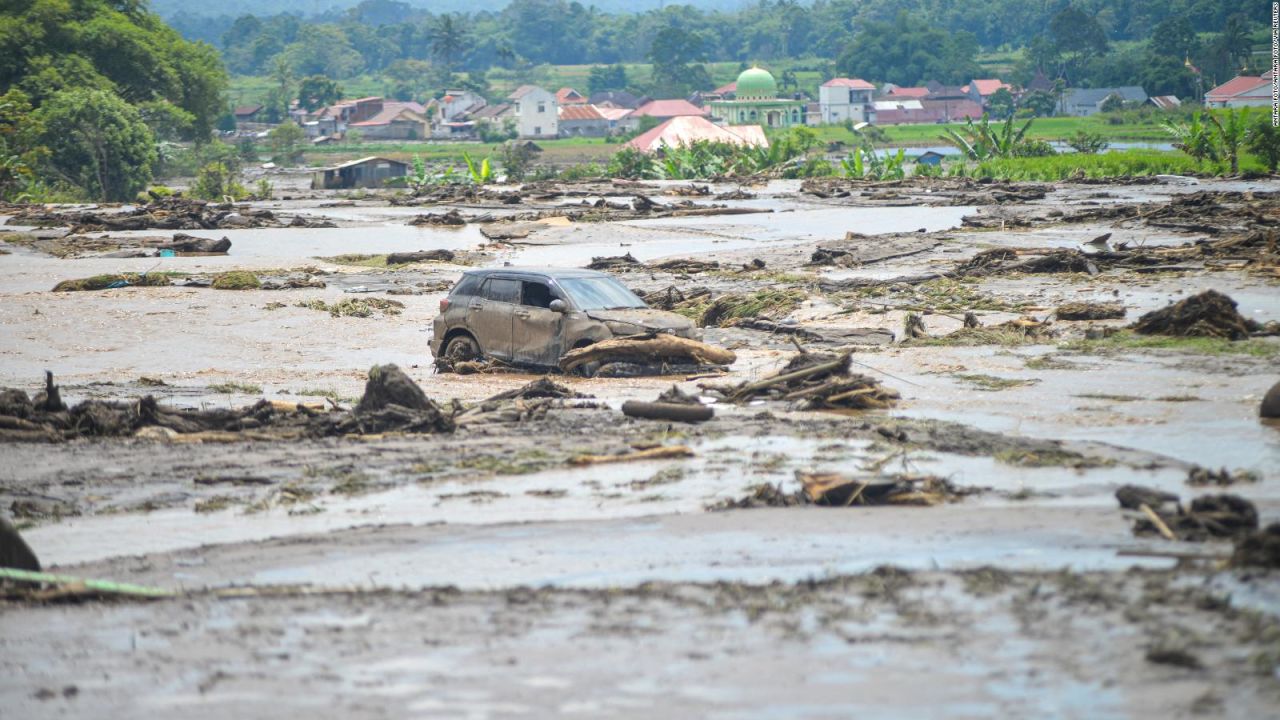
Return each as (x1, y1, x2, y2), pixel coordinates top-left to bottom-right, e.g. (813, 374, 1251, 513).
(431, 268, 700, 369)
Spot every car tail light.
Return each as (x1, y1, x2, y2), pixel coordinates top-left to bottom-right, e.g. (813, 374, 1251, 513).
(439, 298, 450, 312)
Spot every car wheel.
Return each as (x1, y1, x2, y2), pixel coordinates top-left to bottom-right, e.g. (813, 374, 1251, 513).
(444, 334, 480, 361)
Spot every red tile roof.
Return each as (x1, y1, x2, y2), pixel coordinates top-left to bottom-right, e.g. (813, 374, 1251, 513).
(556, 87, 587, 104)
(631, 99, 708, 118)
(559, 104, 605, 121)
(713, 81, 737, 95)
(348, 102, 427, 127)
(823, 78, 875, 90)
(626, 116, 767, 152)
(965, 79, 1011, 96)
(1206, 75, 1269, 100)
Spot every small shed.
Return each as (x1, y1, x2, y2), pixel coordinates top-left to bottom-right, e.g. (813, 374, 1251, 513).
(311, 157, 409, 190)
(916, 150, 945, 167)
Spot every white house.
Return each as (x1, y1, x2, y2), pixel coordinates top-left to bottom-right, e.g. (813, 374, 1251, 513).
(1059, 86, 1148, 116)
(507, 85, 558, 139)
(818, 78, 875, 124)
(1205, 73, 1272, 108)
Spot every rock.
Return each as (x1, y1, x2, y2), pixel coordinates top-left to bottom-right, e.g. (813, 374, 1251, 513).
(1262, 380, 1280, 418)
(355, 364, 433, 414)
(1232, 522, 1280, 568)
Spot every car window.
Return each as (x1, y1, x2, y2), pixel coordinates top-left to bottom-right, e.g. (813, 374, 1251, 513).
(480, 278, 520, 303)
(558, 277, 646, 310)
(451, 274, 481, 297)
(521, 281, 555, 309)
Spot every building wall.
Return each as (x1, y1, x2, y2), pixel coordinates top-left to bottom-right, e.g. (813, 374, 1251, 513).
(558, 119, 610, 138)
(817, 86, 872, 124)
(514, 88, 558, 139)
(711, 100, 806, 128)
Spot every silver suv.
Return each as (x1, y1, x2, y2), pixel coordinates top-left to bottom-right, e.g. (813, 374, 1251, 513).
(431, 268, 698, 367)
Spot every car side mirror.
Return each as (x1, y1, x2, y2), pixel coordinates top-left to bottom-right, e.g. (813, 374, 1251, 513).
(549, 299, 567, 313)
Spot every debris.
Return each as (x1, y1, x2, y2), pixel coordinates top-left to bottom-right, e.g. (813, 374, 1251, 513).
(652, 259, 720, 274)
(569, 445, 694, 466)
(0, 369, 453, 443)
(1264, 380, 1280, 419)
(904, 312, 928, 339)
(586, 252, 642, 271)
(1145, 646, 1202, 670)
(1, 515, 40, 571)
(0, 567, 172, 599)
(1186, 466, 1259, 486)
(558, 334, 736, 375)
(622, 387, 714, 423)
(798, 472, 970, 506)
(1232, 523, 1280, 568)
(699, 289, 804, 327)
(385, 249, 455, 265)
(408, 209, 466, 226)
(1131, 290, 1259, 340)
(295, 298, 404, 318)
(702, 351, 899, 410)
(9, 197, 334, 232)
(160, 233, 231, 254)
(1055, 302, 1126, 321)
(1117, 486, 1259, 542)
(478, 223, 534, 240)
(483, 378, 591, 402)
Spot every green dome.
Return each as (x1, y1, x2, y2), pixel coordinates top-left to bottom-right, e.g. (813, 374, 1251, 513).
(735, 67, 777, 100)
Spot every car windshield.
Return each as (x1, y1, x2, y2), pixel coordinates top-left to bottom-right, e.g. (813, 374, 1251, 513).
(558, 277, 647, 311)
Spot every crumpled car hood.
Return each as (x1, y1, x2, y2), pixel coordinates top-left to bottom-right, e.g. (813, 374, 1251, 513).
(587, 308, 696, 336)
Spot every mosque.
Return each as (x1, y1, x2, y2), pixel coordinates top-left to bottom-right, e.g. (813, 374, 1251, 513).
(708, 66, 807, 129)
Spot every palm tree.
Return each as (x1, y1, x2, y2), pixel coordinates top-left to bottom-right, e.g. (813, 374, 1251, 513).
(940, 115, 1034, 160)
(429, 14, 467, 72)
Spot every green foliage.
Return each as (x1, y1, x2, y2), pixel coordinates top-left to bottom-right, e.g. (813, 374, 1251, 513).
(606, 146, 658, 180)
(987, 88, 1015, 119)
(587, 64, 628, 95)
(191, 161, 248, 201)
(841, 137, 906, 181)
(940, 115, 1039, 161)
(838, 11, 980, 85)
(1246, 113, 1280, 173)
(211, 271, 261, 290)
(297, 75, 342, 111)
(37, 88, 157, 201)
(268, 121, 305, 164)
(0, 89, 46, 201)
(1207, 110, 1247, 174)
(462, 152, 493, 184)
(1019, 90, 1057, 118)
(647, 26, 711, 97)
(1066, 131, 1109, 154)
(965, 150, 1204, 181)
(1165, 109, 1252, 172)
(499, 141, 536, 181)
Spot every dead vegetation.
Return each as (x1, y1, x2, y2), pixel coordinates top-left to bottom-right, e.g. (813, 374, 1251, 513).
(707, 472, 973, 510)
(701, 351, 899, 410)
(1055, 302, 1126, 321)
(1131, 290, 1260, 340)
(295, 297, 405, 318)
(8, 197, 336, 232)
(1115, 484, 1258, 542)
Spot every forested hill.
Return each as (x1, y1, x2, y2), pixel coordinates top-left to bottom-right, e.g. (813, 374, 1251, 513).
(153, 0, 751, 22)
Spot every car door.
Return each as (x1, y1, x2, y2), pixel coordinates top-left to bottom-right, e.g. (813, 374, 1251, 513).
(467, 277, 519, 359)
(511, 279, 564, 366)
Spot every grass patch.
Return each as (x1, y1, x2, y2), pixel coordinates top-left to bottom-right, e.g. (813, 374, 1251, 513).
(296, 297, 405, 318)
(850, 277, 1026, 314)
(910, 329, 1043, 347)
(211, 271, 261, 290)
(52, 273, 172, 292)
(1074, 393, 1143, 402)
(1061, 331, 1279, 358)
(966, 149, 1266, 181)
(953, 374, 1040, 391)
(457, 450, 553, 476)
(317, 253, 403, 268)
(295, 388, 342, 400)
(1023, 354, 1079, 370)
(208, 381, 263, 394)
(194, 495, 240, 513)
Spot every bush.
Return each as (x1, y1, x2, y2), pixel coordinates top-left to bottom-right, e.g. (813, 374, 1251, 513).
(1066, 131, 1109, 154)
(191, 162, 248, 201)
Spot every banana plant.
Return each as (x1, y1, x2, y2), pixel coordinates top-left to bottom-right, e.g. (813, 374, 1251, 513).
(462, 151, 493, 184)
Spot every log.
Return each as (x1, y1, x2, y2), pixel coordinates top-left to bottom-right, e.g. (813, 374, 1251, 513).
(1139, 503, 1178, 541)
(569, 445, 694, 465)
(559, 335, 736, 374)
(621, 400, 714, 423)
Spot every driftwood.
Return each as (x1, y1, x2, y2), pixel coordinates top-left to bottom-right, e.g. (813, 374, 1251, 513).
(558, 334, 736, 374)
(569, 445, 694, 465)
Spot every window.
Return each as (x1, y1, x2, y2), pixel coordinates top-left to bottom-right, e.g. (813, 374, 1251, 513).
(451, 274, 482, 298)
(558, 277, 645, 311)
(534, 126, 542, 135)
(480, 277, 520, 303)
(537, 101, 546, 113)
(521, 281, 555, 308)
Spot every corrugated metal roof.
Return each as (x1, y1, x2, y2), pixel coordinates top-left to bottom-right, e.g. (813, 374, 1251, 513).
(1206, 75, 1269, 100)
(348, 102, 427, 127)
(885, 86, 929, 98)
(966, 79, 1011, 96)
(559, 105, 606, 121)
(625, 116, 767, 153)
(320, 156, 409, 172)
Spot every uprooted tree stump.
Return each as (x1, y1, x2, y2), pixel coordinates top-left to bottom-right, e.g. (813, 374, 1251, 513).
(1131, 290, 1259, 341)
(558, 334, 736, 375)
(701, 351, 899, 411)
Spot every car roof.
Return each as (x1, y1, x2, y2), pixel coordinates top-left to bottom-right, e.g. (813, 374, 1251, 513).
(462, 267, 615, 280)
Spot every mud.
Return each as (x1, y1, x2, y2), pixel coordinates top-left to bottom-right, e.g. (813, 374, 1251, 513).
(2, 174, 1279, 716)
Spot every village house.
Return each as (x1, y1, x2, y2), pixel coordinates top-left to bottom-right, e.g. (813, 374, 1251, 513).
(964, 79, 1013, 108)
(626, 115, 767, 153)
(882, 84, 930, 99)
(1205, 73, 1273, 108)
(588, 90, 644, 109)
(556, 88, 588, 105)
(507, 85, 558, 139)
(708, 67, 806, 129)
(1149, 95, 1182, 111)
(427, 89, 486, 123)
(631, 98, 709, 123)
(311, 157, 408, 190)
(348, 101, 429, 140)
(818, 77, 875, 124)
(1059, 86, 1148, 116)
(232, 104, 265, 127)
(558, 104, 611, 137)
